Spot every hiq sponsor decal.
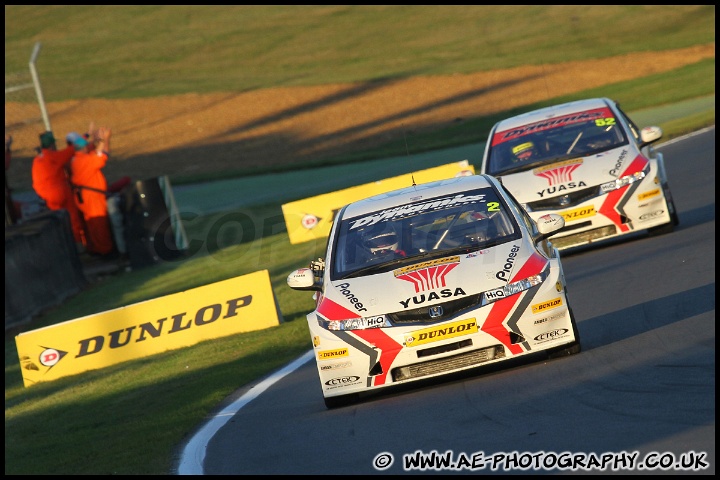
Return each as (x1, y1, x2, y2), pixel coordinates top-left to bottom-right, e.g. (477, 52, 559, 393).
(496, 245, 520, 282)
(638, 189, 660, 201)
(404, 318, 478, 347)
(534, 328, 569, 342)
(560, 205, 596, 223)
(317, 348, 349, 360)
(394, 256, 460, 293)
(532, 297, 563, 314)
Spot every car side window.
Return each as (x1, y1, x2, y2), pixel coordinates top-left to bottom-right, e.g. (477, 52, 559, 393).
(615, 102, 641, 142)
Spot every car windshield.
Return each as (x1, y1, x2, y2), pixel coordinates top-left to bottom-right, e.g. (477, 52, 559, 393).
(332, 186, 520, 279)
(486, 106, 629, 176)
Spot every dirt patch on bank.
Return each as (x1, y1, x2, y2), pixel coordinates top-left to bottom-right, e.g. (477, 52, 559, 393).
(5, 43, 715, 191)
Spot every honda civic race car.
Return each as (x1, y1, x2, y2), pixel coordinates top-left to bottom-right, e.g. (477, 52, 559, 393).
(287, 174, 580, 409)
(479, 98, 679, 250)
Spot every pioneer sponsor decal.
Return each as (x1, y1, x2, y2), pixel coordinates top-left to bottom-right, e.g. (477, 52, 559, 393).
(608, 149, 629, 177)
(560, 205, 596, 223)
(335, 283, 369, 312)
(638, 189, 660, 201)
(534, 328, 569, 342)
(532, 297, 563, 314)
(496, 245, 521, 282)
(399, 287, 466, 309)
(320, 360, 353, 371)
(349, 192, 487, 230)
(533, 159, 583, 186)
(404, 318, 478, 347)
(317, 348, 350, 360)
(394, 256, 460, 293)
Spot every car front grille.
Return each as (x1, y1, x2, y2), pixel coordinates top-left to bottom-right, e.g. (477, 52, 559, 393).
(550, 225, 617, 249)
(387, 294, 483, 325)
(391, 345, 505, 382)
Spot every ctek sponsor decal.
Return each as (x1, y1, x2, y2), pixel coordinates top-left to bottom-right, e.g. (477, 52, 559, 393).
(534, 328, 569, 342)
(394, 256, 460, 293)
(324, 375, 361, 386)
(560, 205, 596, 223)
(638, 189, 660, 201)
(532, 297, 563, 314)
(639, 210, 665, 221)
(533, 159, 583, 186)
(317, 348, 349, 360)
(404, 318, 478, 347)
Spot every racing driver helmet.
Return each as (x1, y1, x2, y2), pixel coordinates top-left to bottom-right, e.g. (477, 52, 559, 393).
(511, 140, 538, 162)
(360, 223, 399, 256)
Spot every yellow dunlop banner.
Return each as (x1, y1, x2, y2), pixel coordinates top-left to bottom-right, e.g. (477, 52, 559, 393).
(15, 270, 281, 388)
(282, 160, 475, 245)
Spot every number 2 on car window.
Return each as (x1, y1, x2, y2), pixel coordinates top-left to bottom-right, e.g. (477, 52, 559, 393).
(487, 202, 500, 212)
(595, 117, 616, 127)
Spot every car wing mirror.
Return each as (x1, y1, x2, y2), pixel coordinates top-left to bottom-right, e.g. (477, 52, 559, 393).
(287, 267, 323, 291)
(639, 126, 663, 147)
(535, 213, 565, 242)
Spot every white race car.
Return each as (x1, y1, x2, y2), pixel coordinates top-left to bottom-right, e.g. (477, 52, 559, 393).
(479, 97, 679, 250)
(287, 174, 580, 409)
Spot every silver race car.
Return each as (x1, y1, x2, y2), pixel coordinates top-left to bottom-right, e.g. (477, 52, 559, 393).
(479, 97, 679, 250)
(287, 174, 579, 409)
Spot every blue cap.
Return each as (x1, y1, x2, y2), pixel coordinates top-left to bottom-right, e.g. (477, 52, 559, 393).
(73, 137, 88, 149)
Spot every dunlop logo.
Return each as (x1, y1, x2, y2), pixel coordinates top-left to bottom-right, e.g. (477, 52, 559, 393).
(560, 205, 596, 223)
(317, 348, 349, 360)
(532, 297, 563, 314)
(637, 189, 660, 201)
(404, 318, 477, 348)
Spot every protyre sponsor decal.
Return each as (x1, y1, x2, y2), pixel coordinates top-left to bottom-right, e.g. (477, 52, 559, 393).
(404, 318, 478, 347)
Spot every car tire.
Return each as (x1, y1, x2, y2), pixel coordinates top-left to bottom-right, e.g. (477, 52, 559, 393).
(648, 183, 679, 236)
(546, 305, 581, 359)
(324, 393, 359, 409)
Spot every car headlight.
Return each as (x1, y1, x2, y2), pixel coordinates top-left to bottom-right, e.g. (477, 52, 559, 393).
(481, 271, 547, 306)
(599, 170, 646, 194)
(318, 315, 391, 331)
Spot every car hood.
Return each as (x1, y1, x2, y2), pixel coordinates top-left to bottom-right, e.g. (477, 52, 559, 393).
(317, 242, 549, 319)
(499, 147, 648, 202)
